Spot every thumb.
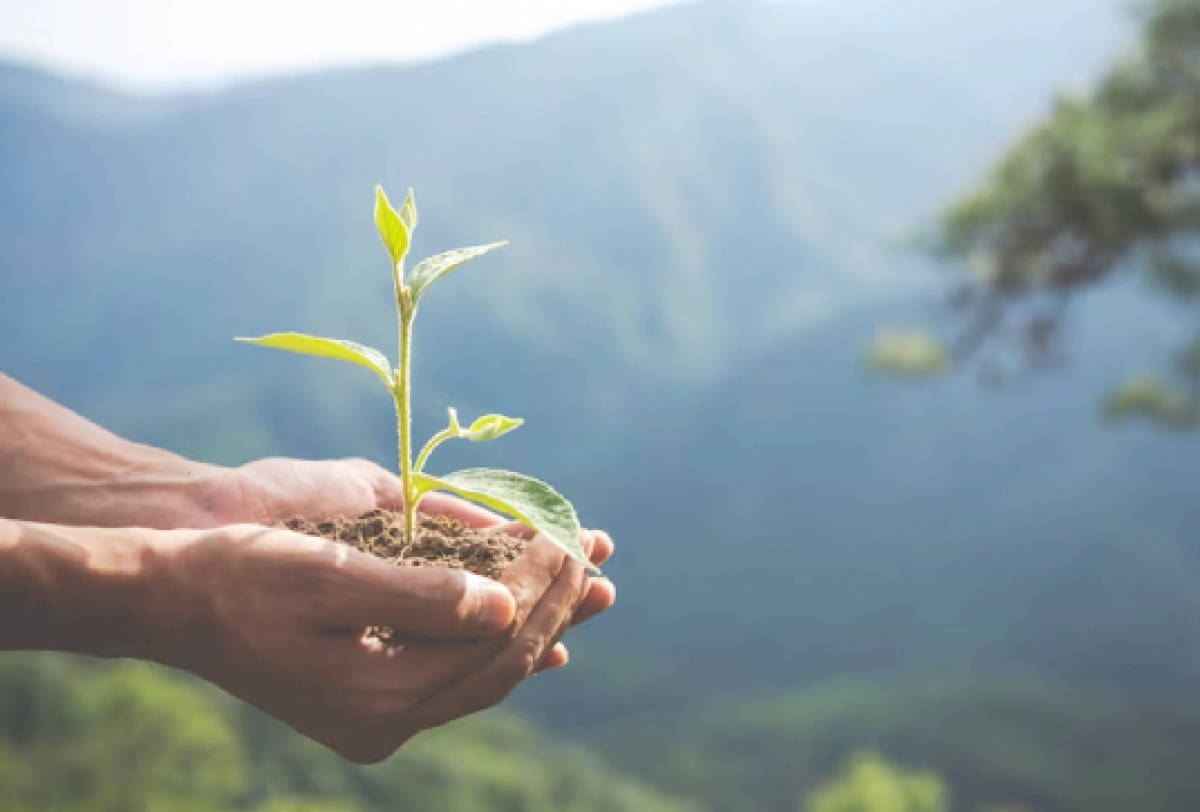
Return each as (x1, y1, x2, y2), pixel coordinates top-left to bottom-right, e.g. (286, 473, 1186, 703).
(326, 550, 516, 639)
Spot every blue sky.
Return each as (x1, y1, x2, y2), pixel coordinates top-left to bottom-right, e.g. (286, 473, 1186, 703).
(0, 0, 690, 93)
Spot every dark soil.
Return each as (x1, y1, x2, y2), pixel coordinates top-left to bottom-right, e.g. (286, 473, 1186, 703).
(281, 509, 527, 581)
(282, 510, 527, 643)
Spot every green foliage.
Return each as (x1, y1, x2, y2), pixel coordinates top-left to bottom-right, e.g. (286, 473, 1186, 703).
(0, 658, 246, 812)
(0, 654, 697, 812)
(803, 751, 947, 812)
(591, 680, 1200, 812)
(1102, 374, 1199, 427)
(241, 186, 587, 567)
(864, 329, 949, 378)
(938, 0, 1200, 415)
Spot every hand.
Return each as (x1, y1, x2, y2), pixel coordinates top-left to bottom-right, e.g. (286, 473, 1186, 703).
(209, 456, 501, 528)
(154, 522, 596, 763)
(210, 457, 617, 648)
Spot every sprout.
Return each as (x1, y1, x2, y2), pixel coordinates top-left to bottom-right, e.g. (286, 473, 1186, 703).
(237, 186, 590, 569)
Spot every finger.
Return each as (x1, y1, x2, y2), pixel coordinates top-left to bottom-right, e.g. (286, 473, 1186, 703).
(588, 530, 614, 567)
(570, 577, 616, 628)
(412, 553, 587, 727)
(323, 547, 515, 638)
(535, 642, 569, 673)
(498, 533, 570, 630)
(348, 525, 567, 687)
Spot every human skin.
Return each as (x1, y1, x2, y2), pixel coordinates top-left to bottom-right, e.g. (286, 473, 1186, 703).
(0, 517, 604, 763)
(0, 374, 616, 761)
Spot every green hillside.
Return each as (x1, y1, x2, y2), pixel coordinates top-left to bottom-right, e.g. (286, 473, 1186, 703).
(0, 653, 696, 812)
(588, 681, 1200, 812)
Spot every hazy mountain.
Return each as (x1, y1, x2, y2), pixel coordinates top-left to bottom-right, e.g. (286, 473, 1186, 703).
(0, 0, 1132, 462)
(583, 286, 1200, 700)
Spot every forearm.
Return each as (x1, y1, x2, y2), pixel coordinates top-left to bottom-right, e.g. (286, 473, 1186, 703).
(0, 373, 224, 528)
(0, 517, 196, 660)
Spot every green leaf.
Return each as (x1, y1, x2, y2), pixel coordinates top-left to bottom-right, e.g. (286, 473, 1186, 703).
(399, 188, 417, 236)
(236, 333, 393, 387)
(414, 468, 591, 570)
(408, 242, 507, 305)
(463, 412, 524, 442)
(375, 185, 415, 269)
(414, 409, 524, 473)
(446, 406, 463, 434)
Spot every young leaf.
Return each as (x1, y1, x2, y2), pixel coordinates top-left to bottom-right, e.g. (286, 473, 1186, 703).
(463, 413, 524, 442)
(399, 188, 417, 236)
(236, 333, 393, 387)
(446, 406, 463, 434)
(415, 409, 524, 473)
(375, 185, 415, 269)
(408, 242, 508, 305)
(413, 468, 591, 570)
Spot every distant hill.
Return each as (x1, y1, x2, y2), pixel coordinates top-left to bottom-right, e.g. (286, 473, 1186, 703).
(0, 0, 1131, 463)
(582, 290, 1200, 700)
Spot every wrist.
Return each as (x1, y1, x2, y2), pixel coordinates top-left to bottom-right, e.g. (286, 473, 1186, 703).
(110, 453, 230, 529)
(0, 520, 201, 660)
(0, 374, 228, 529)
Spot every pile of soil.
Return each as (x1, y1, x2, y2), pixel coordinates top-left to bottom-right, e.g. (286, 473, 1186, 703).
(282, 509, 527, 581)
(282, 510, 527, 643)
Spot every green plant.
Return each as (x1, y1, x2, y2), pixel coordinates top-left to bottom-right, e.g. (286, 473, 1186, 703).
(237, 186, 589, 568)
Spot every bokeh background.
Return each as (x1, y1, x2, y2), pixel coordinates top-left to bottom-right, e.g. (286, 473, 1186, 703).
(4, 0, 1200, 810)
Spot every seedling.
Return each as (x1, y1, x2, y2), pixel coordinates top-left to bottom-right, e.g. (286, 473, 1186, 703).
(238, 186, 590, 569)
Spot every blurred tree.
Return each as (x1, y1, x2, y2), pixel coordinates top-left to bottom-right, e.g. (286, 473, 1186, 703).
(922, 0, 1200, 425)
(802, 751, 947, 812)
(0, 654, 696, 812)
(0, 661, 247, 812)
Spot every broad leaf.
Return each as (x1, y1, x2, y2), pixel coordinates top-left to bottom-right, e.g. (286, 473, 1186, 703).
(414, 468, 590, 569)
(374, 185, 413, 269)
(408, 242, 507, 305)
(236, 333, 393, 387)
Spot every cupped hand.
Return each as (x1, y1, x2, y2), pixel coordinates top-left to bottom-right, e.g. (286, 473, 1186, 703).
(154, 522, 597, 763)
(209, 456, 616, 640)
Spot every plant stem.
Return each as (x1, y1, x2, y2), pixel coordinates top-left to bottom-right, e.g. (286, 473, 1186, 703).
(396, 291, 417, 544)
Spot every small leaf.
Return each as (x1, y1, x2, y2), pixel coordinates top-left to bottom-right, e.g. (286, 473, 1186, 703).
(399, 188, 417, 237)
(236, 333, 393, 387)
(446, 406, 463, 434)
(408, 242, 507, 305)
(464, 414, 523, 442)
(375, 185, 412, 269)
(414, 468, 591, 570)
